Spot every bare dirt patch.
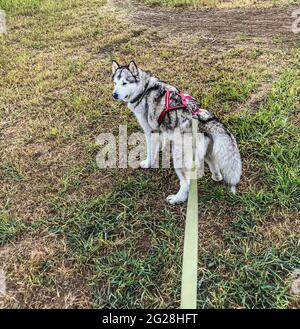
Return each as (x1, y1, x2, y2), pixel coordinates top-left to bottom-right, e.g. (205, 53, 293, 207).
(0, 232, 91, 308)
(113, 0, 299, 47)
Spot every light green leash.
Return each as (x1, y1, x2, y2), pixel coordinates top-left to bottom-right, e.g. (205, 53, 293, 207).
(180, 118, 198, 309)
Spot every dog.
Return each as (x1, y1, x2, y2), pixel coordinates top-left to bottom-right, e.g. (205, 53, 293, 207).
(111, 60, 242, 204)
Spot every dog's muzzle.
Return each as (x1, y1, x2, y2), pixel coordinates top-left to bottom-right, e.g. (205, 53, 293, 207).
(112, 92, 119, 100)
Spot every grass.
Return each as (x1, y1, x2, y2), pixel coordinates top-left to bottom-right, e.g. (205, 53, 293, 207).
(0, 211, 26, 246)
(197, 70, 300, 307)
(0, 0, 299, 308)
(45, 172, 183, 308)
(0, 0, 82, 15)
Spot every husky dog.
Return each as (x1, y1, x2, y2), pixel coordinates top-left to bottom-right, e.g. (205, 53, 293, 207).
(111, 60, 242, 204)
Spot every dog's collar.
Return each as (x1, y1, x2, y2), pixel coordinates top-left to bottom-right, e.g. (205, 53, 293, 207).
(129, 81, 150, 105)
(130, 82, 160, 106)
(158, 89, 202, 126)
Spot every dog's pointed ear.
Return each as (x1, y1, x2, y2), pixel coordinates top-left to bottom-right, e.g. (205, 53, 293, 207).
(128, 61, 138, 76)
(112, 60, 119, 75)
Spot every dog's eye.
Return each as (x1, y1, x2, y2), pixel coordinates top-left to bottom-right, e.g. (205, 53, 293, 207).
(122, 82, 127, 86)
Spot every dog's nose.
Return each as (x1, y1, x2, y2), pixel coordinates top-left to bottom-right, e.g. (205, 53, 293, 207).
(112, 92, 119, 99)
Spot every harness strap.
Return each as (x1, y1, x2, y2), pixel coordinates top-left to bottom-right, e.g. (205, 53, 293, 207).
(158, 88, 202, 126)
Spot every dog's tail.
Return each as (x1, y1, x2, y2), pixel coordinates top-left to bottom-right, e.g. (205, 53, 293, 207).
(211, 132, 242, 193)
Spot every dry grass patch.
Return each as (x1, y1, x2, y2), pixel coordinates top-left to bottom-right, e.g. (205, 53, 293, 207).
(0, 232, 91, 308)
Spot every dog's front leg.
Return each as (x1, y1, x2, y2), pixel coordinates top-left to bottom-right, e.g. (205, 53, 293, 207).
(167, 167, 190, 204)
(140, 131, 152, 168)
(140, 131, 161, 168)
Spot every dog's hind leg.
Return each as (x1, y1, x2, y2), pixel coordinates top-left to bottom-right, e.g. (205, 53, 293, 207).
(209, 135, 242, 194)
(166, 140, 190, 204)
(205, 156, 223, 182)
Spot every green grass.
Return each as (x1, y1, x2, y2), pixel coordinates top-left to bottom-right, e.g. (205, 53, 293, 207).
(234, 69, 300, 209)
(0, 211, 26, 246)
(0, 0, 299, 308)
(0, 161, 24, 182)
(45, 172, 182, 308)
(0, 0, 81, 15)
(38, 70, 299, 308)
(197, 70, 300, 307)
(199, 237, 299, 308)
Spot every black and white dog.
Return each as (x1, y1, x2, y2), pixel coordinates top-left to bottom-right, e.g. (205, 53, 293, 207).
(112, 60, 242, 204)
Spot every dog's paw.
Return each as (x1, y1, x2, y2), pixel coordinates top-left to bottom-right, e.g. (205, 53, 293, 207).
(140, 159, 151, 169)
(212, 172, 223, 182)
(166, 193, 187, 205)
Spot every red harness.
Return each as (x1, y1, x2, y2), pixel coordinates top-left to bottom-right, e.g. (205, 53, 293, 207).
(158, 88, 202, 125)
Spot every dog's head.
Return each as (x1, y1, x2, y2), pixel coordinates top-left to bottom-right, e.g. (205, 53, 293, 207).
(111, 60, 141, 102)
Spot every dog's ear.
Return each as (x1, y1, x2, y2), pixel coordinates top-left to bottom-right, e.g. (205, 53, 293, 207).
(128, 61, 138, 76)
(112, 60, 120, 75)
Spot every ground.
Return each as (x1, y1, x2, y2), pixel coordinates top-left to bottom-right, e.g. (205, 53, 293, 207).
(0, 0, 299, 308)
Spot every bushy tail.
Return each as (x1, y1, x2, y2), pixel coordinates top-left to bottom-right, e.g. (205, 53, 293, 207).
(212, 133, 242, 191)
